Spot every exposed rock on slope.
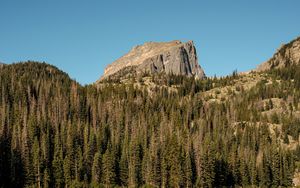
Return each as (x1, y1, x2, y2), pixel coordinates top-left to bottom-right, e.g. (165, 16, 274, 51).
(99, 40, 205, 81)
(256, 36, 300, 71)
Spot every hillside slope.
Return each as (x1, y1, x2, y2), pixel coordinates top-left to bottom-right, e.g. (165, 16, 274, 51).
(1, 36, 300, 187)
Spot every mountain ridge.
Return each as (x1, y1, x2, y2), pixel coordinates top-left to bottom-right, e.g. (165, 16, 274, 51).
(256, 36, 300, 72)
(2, 36, 300, 84)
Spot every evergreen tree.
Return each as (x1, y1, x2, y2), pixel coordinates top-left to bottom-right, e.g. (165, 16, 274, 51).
(102, 149, 115, 187)
(52, 147, 64, 187)
(91, 152, 102, 184)
(199, 142, 216, 188)
(119, 149, 129, 186)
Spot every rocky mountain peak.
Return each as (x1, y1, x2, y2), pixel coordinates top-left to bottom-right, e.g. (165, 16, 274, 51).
(256, 36, 300, 71)
(99, 40, 205, 81)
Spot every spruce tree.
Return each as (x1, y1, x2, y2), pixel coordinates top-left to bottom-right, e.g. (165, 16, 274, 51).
(102, 149, 115, 187)
(91, 152, 102, 184)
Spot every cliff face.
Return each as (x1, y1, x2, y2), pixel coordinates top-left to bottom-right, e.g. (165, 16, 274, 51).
(256, 37, 300, 71)
(99, 40, 205, 81)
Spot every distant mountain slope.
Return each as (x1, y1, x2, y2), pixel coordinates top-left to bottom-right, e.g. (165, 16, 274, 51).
(98, 40, 205, 81)
(0, 61, 73, 82)
(256, 36, 300, 71)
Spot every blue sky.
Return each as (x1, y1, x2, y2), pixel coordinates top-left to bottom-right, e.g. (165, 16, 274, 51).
(1, 1, 300, 84)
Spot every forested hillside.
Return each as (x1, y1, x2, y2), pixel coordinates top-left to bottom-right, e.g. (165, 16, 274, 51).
(1, 61, 300, 187)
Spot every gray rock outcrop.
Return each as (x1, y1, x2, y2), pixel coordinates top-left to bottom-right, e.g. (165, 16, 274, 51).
(256, 36, 300, 71)
(99, 40, 205, 81)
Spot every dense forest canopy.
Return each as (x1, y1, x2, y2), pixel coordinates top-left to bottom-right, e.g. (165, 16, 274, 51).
(1, 61, 300, 187)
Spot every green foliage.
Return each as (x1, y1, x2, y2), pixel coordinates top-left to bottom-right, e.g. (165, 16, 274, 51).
(0, 61, 299, 187)
(102, 148, 116, 186)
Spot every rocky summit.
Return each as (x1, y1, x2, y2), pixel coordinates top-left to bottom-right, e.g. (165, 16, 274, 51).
(99, 40, 205, 81)
(256, 36, 300, 71)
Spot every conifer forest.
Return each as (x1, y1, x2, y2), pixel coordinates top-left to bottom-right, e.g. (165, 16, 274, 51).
(1, 61, 300, 187)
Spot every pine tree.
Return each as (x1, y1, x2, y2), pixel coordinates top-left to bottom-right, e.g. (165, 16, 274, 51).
(199, 141, 216, 188)
(52, 147, 64, 187)
(271, 149, 281, 186)
(63, 152, 75, 185)
(32, 137, 41, 188)
(128, 141, 143, 186)
(43, 168, 50, 188)
(91, 152, 102, 184)
(249, 157, 258, 186)
(260, 153, 272, 187)
(119, 149, 129, 186)
(166, 135, 183, 188)
(102, 149, 115, 187)
(239, 157, 250, 186)
(183, 151, 193, 188)
(75, 147, 84, 182)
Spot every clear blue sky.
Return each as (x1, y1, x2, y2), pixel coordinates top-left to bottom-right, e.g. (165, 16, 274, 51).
(1, 1, 300, 84)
